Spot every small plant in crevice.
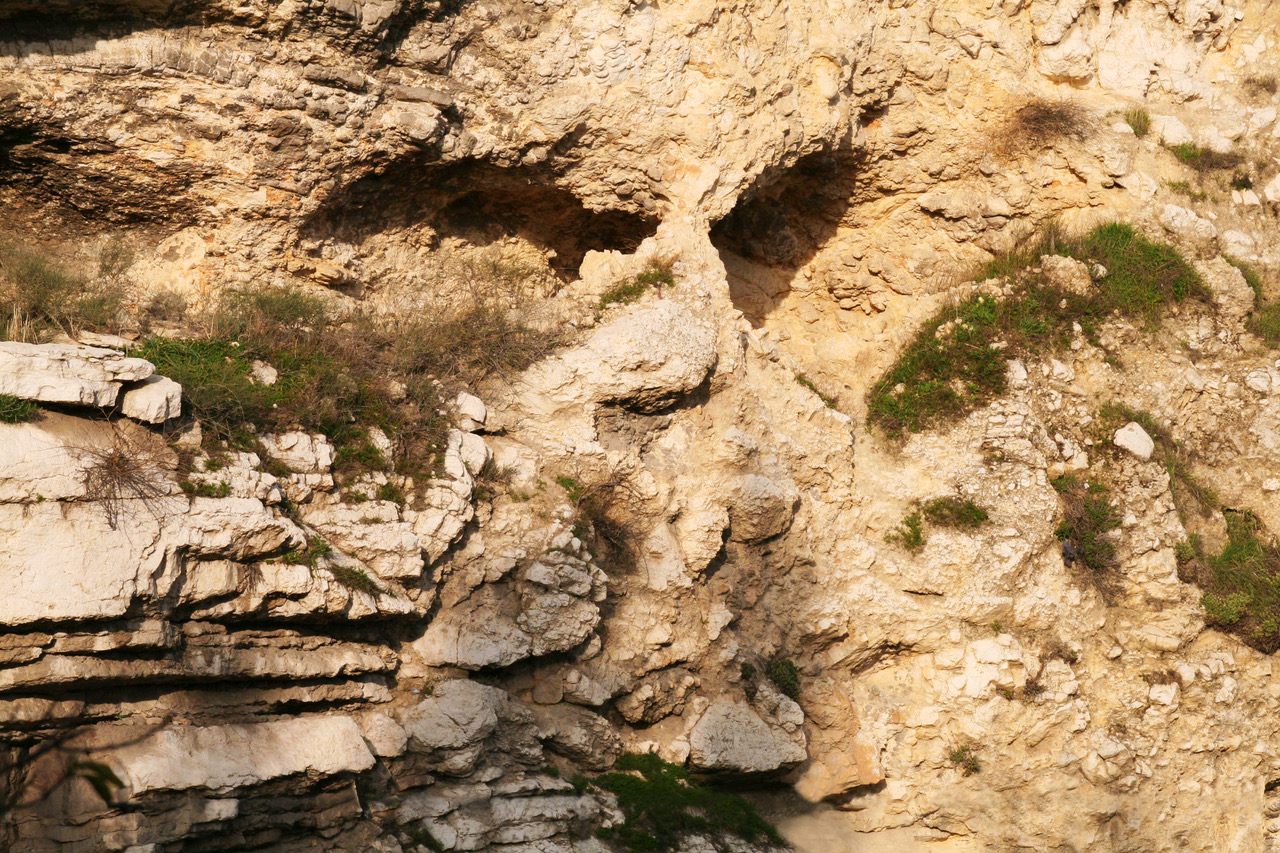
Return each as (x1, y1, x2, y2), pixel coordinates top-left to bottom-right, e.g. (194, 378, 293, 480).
(922, 496, 989, 529)
(1020, 677, 1046, 699)
(0, 394, 38, 424)
(1165, 180, 1208, 201)
(593, 753, 783, 853)
(1244, 74, 1279, 96)
(795, 373, 837, 409)
(598, 261, 676, 309)
(886, 511, 926, 552)
(1122, 107, 1151, 138)
(1053, 478, 1120, 574)
(554, 471, 642, 573)
(1044, 639, 1080, 666)
(375, 481, 405, 504)
(996, 98, 1094, 155)
(279, 538, 333, 568)
(328, 564, 383, 597)
(948, 745, 981, 776)
(766, 657, 801, 700)
(178, 479, 231, 498)
(73, 429, 176, 530)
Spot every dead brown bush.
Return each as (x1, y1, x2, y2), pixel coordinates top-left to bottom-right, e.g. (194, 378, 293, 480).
(995, 99, 1094, 155)
(72, 426, 177, 529)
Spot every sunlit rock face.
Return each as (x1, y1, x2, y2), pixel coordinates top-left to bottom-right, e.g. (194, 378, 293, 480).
(4, 0, 1280, 850)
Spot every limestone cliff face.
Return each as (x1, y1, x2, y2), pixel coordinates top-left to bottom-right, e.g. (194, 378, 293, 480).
(3, 0, 1280, 851)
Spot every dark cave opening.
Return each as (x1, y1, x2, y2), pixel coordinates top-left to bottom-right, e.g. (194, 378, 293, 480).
(304, 159, 660, 279)
(709, 150, 859, 324)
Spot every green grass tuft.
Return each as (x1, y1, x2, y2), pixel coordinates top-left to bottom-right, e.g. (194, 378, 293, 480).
(795, 373, 837, 408)
(178, 479, 231, 498)
(280, 539, 333, 568)
(886, 511, 927, 552)
(1123, 108, 1151, 138)
(766, 658, 801, 700)
(599, 263, 676, 309)
(949, 745, 981, 776)
(329, 564, 383, 596)
(593, 753, 783, 852)
(1054, 480, 1120, 574)
(0, 394, 38, 423)
(1165, 142, 1244, 172)
(1165, 180, 1208, 201)
(922, 496, 989, 529)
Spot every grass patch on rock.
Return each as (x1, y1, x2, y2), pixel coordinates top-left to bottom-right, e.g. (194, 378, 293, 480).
(0, 238, 127, 342)
(1093, 402, 1217, 518)
(137, 281, 552, 479)
(868, 223, 1203, 438)
(1165, 142, 1244, 172)
(0, 394, 38, 423)
(922, 496, 989, 529)
(1123, 108, 1151, 138)
(1052, 475, 1120, 574)
(593, 753, 783, 853)
(599, 262, 676, 309)
(1180, 512, 1280, 653)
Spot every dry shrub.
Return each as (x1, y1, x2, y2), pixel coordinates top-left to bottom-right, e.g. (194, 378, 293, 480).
(72, 427, 176, 529)
(0, 238, 130, 342)
(996, 99, 1094, 155)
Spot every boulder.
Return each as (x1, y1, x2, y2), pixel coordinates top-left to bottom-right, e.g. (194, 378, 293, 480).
(455, 391, 488, 431)
(1040, 254, 1092, 296)
(119, 374, 182, 423)
(1113, 422, 1155, 460)
(531, 704, 623, 770)
(1158, 204, 1217, 253)
(1195, 257, 1255, 322)
(302, 500, 424, 579)
(728, 474, 800, 543)
(524, 301, 717, 413)
(400, 680, 504, 752)
(260, 431, 335, 474)
(360, 712, 409, 758)
(687, 694, 807, 773)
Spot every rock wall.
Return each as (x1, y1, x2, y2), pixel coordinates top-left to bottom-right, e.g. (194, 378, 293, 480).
(3, 0, 1280, 851)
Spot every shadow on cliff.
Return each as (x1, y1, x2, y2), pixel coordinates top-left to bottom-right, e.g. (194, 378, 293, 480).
(302, 158, 660, 280)
(710, 148, 867, 326)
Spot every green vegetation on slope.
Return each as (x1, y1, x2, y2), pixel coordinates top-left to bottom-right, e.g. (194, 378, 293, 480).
(868, 222, 1204, 437)
(593, 753, 782, 852)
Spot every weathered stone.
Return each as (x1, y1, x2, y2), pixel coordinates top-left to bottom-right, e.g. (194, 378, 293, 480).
(687, 695, 807, 773)
(1114, 422, 1155, 460)
(260, 431, 335, 474)
(102, 716, 376, 796)
(119, 375, 182, 423)
(0, 342, 154, 406)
